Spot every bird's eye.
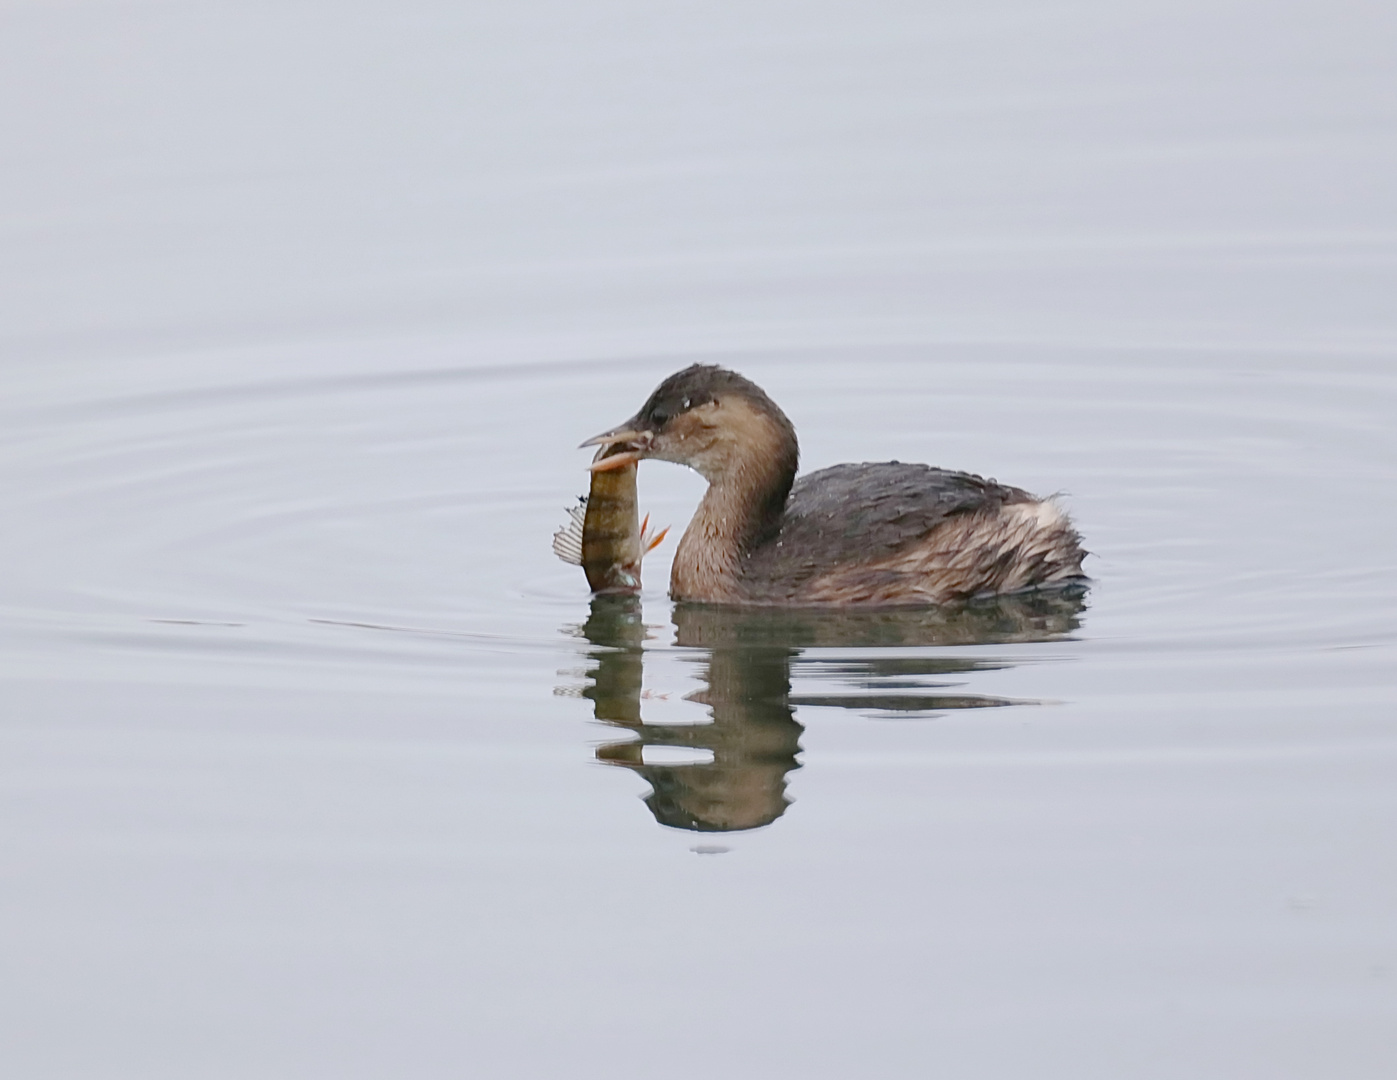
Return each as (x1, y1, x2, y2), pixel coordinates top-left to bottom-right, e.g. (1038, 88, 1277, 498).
(682, 397, 691, 410)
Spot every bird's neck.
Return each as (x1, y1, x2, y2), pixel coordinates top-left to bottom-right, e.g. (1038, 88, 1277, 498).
(671, 435, 796, 602)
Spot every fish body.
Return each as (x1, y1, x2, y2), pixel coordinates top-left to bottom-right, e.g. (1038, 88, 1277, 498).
(553, 445, 667, 594)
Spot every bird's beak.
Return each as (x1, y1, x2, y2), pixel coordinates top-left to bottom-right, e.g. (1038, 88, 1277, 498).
(579, 420, 654, 472)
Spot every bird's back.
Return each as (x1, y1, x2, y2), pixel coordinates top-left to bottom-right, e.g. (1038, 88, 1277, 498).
(736, 462, 1082, 605)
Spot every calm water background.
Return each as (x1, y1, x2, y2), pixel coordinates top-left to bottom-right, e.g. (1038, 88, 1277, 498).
(3, 2, 1396, 1077)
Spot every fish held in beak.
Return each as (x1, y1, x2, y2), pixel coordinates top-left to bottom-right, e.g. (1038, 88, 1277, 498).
(579, 421, 654, 472)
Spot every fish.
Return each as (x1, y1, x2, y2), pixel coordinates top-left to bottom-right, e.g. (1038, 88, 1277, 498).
(553, 442, 668, 594)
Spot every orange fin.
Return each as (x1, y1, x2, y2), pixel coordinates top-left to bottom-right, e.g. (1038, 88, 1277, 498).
(643, 525, 670, 556)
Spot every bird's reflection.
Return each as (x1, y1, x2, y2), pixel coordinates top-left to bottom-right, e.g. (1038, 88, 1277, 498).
(569, 589, 1086, 834)
(577, 596, 798, 831)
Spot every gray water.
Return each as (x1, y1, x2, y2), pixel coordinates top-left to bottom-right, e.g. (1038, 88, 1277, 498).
(3, 3, 1396, 1077)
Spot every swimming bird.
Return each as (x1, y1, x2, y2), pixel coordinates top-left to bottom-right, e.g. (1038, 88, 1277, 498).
(581, 364, 1086, 606)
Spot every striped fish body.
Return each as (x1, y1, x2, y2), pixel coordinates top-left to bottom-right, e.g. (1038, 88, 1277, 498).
(553, 446, 650, 595)
(581, 455, 643, 594)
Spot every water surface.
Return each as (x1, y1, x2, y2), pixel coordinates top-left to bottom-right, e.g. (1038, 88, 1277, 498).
(2, 2, 1396, 1077)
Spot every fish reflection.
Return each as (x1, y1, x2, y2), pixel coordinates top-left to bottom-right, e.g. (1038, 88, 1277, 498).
(568, 588, 1086, 833)
(576, 596, 797, 831)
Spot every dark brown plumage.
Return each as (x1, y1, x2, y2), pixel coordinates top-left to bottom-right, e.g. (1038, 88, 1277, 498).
(583, 364, 1087, 607)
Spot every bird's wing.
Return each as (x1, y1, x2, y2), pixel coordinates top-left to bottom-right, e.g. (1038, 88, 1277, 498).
(739, 462, 1029, 590)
